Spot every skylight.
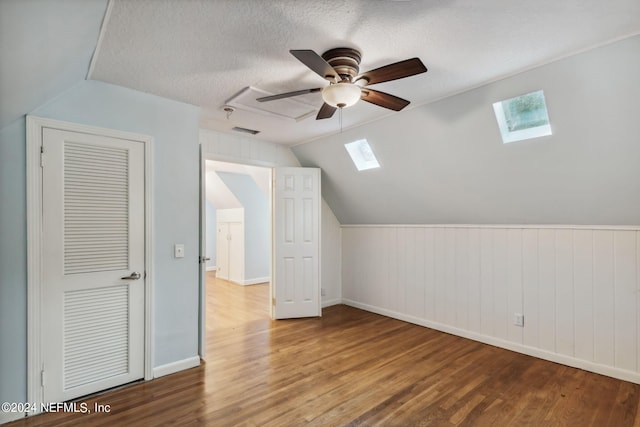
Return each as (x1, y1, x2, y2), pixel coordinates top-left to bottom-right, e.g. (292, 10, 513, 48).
(344, 139, 380, 171)
(493, 90, 552, 144)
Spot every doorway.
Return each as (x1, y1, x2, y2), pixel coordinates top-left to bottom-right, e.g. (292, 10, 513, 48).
(199, 159, 273, 357)
(198, 156, 323, 358)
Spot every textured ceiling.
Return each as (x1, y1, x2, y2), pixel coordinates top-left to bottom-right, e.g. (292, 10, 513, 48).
(90, 0, 640, 145)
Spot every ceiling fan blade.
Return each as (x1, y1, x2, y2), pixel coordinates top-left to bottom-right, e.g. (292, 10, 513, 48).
(356, 58, 427, 86)
(360, 89, 410, 111)
(316, 103, 337, 120)
(290, 50, 339, 82)
(256, 88, 322, 102)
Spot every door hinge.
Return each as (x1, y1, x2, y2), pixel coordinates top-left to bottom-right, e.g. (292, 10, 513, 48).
(272, 297, 276, 306)
(40, 146, 44, 168)
(41, 370, 45, 386)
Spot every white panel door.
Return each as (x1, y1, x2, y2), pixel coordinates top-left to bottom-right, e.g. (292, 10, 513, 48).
(228, 222, 244, 284)
(273, 167, 321, 319)
(216, 222, 244, 284)
(216, 223, 230, 281)
(42, 128, 145, 402)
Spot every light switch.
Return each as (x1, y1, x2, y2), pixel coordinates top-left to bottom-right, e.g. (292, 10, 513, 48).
(174, 244, 185, 258)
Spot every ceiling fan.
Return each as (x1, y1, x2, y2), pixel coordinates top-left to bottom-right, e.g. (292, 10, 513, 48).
(256, 48, 427, 120)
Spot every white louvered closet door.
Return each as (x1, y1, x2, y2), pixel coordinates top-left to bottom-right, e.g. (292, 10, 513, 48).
(42, 128, 145, 403)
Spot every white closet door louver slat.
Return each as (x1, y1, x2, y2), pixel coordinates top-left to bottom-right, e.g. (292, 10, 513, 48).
(63, 142, 129, 275)
(63, 285, 130, 390)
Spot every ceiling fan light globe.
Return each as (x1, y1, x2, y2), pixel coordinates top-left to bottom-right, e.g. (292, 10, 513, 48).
(322, 83, 361, 108)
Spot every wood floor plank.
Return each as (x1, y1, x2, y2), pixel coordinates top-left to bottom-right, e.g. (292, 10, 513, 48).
(7, 274, 640, 426)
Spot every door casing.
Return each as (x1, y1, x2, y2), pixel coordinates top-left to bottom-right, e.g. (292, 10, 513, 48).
(26, 116, 154, 415)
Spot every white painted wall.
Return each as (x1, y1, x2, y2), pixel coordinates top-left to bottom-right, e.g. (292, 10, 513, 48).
(200, 128, 342, 306)
(201, 128, 299, 167)
(321, 199, 342, 307)
(342, 225, 640, 384)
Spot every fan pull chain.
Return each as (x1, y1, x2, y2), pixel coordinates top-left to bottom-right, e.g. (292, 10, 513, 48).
(339, 107, 343, 133)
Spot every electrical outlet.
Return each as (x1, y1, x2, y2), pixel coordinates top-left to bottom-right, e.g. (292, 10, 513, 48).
(514, 313, 524, 327)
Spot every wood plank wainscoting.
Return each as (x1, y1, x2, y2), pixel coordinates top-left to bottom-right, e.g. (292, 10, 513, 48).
(7, 273, 640, 426)
(342, 225, 640, 385)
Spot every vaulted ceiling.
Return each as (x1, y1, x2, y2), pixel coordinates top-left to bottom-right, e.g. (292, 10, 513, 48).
(2, 0, 640, 145)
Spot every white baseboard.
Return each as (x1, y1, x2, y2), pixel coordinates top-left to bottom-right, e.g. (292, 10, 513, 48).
(153, 356, 200, 378)
(342, 298, 640, 385)
(241, 277, 270, 286)
(322, 298, 341, 308)
(206, 266, 217, 271)
(0, 411, 24, 425)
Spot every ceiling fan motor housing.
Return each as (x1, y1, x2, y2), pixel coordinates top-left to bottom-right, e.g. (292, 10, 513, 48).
(322, 48, 362, 82)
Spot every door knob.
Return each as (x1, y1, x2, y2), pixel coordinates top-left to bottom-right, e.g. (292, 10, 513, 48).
(121, 272, 141, 280)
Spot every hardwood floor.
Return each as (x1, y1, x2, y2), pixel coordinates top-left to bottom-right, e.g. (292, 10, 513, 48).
(8, 272, 640, 426)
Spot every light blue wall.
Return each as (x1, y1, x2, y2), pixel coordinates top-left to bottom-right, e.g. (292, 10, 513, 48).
(0, 0, 107, 128)
(0, 80, 201, 406)
(216, 171, 270, 281)
(0, 117, 28, 407)
(292, 35, 640, 225)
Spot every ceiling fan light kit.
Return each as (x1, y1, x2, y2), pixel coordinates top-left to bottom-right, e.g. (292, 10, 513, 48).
(322, 83, 362, 108)
(256, 47, 427, 120)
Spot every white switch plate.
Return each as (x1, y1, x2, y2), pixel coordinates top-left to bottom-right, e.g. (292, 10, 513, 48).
(174, 244, 185, 258)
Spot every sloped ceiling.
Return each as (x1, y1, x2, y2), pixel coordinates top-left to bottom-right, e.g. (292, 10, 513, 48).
(205, 160, 270, 209)
(292, 36, 640, 225)
(0, 0, 107, 128)
(89, 0, 640, 145)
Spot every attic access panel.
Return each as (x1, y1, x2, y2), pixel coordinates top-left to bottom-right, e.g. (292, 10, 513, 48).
(225, 87, 317, 122)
